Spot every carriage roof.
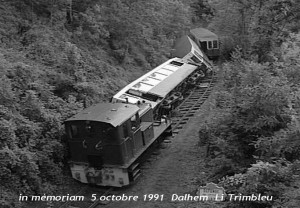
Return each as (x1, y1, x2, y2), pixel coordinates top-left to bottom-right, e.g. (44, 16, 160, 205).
(148, 63, 196, 97)
(113, 58, 198, 100)
(190, 28, 218, 41)
(173, 35, 204, 58)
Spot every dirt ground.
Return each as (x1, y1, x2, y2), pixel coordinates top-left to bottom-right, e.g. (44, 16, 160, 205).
(100, 91, 217, 208)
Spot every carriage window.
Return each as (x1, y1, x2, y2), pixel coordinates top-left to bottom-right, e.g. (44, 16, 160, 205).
(213, 40, 218, 49)
(170, 61, 184, 66)
(208, 41, 213, 49)
(141, 93, 159, 102)
(127, 89, 142, 97)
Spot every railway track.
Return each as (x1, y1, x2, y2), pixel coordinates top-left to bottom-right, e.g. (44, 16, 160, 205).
(52, 68, 217, 208)
(171, 71, 217, 135)
(54, 186, 114, 208)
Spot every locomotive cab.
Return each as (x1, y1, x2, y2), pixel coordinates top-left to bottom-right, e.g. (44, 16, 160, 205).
(65, 102, 166, 187)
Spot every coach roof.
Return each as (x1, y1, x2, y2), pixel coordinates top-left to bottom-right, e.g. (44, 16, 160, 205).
(190, 28, 218, 41)
(148, 62, 197, 97)
(173, 35, 203, 58)
(113, 58, 188, 99)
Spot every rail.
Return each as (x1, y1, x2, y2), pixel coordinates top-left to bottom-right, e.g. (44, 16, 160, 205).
(171, 71, 217, 135)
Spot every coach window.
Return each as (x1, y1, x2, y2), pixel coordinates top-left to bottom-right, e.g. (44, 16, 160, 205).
(208, 41, 213, 49)
(213, 40, 218, 49)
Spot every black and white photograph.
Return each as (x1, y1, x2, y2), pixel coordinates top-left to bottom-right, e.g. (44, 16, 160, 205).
(1, 0, 300, 208)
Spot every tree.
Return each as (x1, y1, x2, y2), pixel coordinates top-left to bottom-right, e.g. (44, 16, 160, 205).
(206, 58, 291, 164)
(208, 0, 300, 61)
(199, 31, 300, 207)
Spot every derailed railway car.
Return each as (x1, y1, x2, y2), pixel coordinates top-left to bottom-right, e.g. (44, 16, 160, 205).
(173, 35, 213, 74)
(65, 30, 214, 187)
(112, 57, 211, 120)
(189, 28, 220, 60)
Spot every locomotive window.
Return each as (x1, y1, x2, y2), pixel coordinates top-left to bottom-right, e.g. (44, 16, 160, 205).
(85, 121, 96, 135)
(85, 121, 91, 132)
(131, 114, 140, 130)
(103, 126, 113, 134)
(213, 40, 218, 49)
(100, 125, 115, 144)
(123, 122, 129, 138)
(67, 126, 73, 139)
(208, 41, 213, 49)
(70, 125, 79, 138)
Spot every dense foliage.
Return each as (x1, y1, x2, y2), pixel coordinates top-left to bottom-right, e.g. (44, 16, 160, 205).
(2, 0, 300, 207)
(0, 0, 205, 207)
(199, 1, 300, 207)
(208, 0, 300, 61)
